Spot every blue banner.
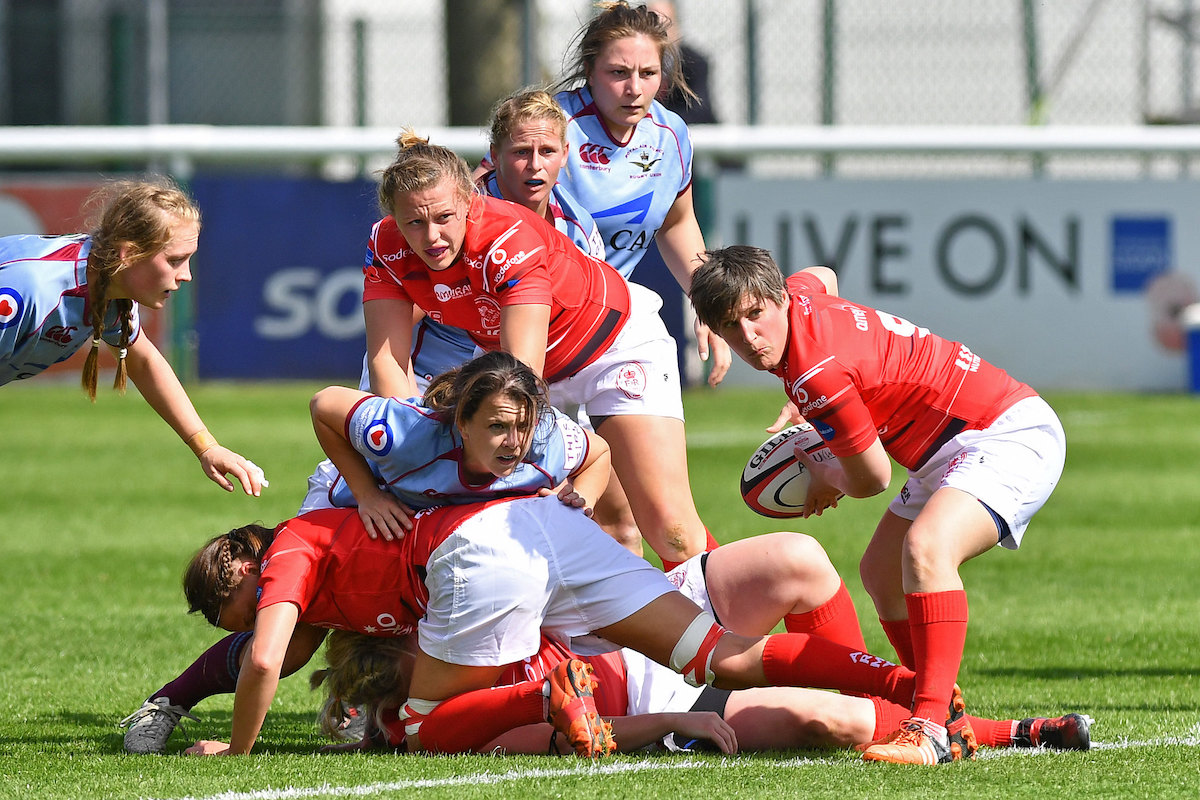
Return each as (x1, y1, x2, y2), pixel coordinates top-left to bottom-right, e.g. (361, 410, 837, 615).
(190, 176, 380, 380)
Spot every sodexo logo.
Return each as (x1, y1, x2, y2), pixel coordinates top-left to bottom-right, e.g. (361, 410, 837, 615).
(255, 267, 365, 340)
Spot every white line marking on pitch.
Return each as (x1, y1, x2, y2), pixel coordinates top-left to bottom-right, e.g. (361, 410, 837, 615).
(150, 735, 1200, 800)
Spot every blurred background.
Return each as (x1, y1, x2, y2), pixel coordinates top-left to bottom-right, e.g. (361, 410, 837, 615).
(3, 0, 1200, 391)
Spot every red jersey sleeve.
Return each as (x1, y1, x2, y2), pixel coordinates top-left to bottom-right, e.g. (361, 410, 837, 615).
(363, 217, 414, 304)
(256, 517, 328, 613)
(477, 211, 555, 308)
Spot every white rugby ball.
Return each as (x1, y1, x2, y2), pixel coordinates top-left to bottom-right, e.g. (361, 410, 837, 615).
(740, 423, 834, 518)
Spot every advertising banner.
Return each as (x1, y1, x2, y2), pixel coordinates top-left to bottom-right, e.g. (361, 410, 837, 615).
(712, 177, 1200, 391)
(190, 176, 380, 380)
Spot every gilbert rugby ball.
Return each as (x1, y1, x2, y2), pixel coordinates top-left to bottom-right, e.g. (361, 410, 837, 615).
(740, 423, 833, 518)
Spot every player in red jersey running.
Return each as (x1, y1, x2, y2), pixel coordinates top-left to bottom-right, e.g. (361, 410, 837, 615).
(689, 245, 1066, 765)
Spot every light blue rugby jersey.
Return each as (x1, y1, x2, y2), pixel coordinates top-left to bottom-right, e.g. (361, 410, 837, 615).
(481, 172, 607, 261)
(329, 394, 589, 509)
(0, 234, 139, 386)
(554, 86, 693, 278)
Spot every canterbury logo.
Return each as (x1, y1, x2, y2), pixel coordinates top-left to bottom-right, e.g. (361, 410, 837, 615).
(578, 143, 611, 165)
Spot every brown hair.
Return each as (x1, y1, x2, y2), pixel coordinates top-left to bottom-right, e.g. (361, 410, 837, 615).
(555, 1, 696, 107)
(689, 245, 788, 331)
(309, 630, 417, 740)
(487, 87, 569, 151)
(183, 523, 276, 627)
(81, 177, 201, 401)
(423, 351, 553, 451)
(377, 129, 476, 219)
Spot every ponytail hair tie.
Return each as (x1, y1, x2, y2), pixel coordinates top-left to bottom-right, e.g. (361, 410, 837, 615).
(117, 347, 128, 360)
(92, 338, 102, 349)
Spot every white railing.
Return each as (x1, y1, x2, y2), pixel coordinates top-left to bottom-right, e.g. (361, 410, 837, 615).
(5, 125, 1200, 175)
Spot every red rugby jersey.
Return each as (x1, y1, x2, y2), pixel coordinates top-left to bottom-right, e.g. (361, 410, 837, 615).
(772, 272, 1036, 470)
(363, 195, 630, 383)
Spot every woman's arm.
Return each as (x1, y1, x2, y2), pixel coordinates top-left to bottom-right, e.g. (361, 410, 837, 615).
(364, 297, 419, 398)
(484, 711, 737, 754)
(799, 266, 839, 296)
(654, 187, 732, 387)
(499, 303, 551, 378)
(310, 386, 415, 540)
(185, 602, 303, 756)
(124, 333, 264, 495)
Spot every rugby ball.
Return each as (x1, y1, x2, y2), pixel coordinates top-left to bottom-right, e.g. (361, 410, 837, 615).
(740, 423, 833, 518)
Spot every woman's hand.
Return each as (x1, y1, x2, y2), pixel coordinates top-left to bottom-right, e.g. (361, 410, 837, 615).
(199, 446, 268, 496)
(539, 480, 593, 517)
(184, 740, 231, 756)
(667, 712, 738, 755)
(766, 400, 802, 434)
(695, 320, 732, 387)
(356, 487, 416, 541)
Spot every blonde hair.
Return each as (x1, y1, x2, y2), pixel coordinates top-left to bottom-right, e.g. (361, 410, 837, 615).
(81, 177, 201, 401)
(310, 630, 417, 740)
(377, 129, 476, 218)
(487, 88, 569, 151)
(555, 1, 696, 107)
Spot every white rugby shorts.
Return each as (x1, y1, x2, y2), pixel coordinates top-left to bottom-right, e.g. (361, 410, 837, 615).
(549, 283, 684, 421)
(418, 495, 677, 665)
(887, 396, 1066, 549)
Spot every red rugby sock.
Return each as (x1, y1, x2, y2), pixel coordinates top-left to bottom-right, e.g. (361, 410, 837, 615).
(760, 633, 914, 706)
(907, 590, 969, 723)
(784, 580, 867, 651)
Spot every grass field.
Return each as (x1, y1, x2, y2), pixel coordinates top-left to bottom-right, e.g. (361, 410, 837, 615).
(1, 380, 1198, 800)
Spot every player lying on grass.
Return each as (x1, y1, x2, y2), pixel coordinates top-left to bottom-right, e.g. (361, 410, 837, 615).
(310, 627, 1091, 756)
(123, 527, 874, 754)
(125, 498, 1087, 762)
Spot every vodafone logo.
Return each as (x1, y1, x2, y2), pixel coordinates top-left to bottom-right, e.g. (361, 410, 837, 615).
(789, 380, 808, 405)
(578, 143, 611, 165)
(0, 288, 23, 328)
(363, 419, 393, 456)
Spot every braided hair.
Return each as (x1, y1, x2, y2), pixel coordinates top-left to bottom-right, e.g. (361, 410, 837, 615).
(183, 523, 276, 628)
(80, 177, 201, 400)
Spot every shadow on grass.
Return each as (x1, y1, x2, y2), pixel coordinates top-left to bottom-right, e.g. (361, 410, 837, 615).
(25, 710, 336, 756)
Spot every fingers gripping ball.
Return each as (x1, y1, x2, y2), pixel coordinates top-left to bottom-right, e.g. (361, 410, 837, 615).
(740, 423, 835, 518)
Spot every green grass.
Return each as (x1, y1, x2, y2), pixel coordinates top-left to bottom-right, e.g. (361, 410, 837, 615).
(1, 381, 1198, 799)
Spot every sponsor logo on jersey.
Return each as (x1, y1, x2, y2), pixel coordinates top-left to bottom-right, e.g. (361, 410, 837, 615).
(578, 143, 612, 165)
(626, 146, 664, 174)
(39, 325, 76, 346)
(813, 419, 836, 440)
(615, 361, 647, 399)
(434, 282, 472, 302)
(363, 419, 393, 456)
(800, 394, 830, 415)
(0, 288, 23, 328)
(363, 611, 415, 637)
(475, 296, 501, 331)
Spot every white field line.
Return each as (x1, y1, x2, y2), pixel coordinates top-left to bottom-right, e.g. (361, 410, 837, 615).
(149, 734, 1200, 800)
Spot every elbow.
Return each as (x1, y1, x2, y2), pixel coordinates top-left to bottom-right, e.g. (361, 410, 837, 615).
(844, 472, 891, 498)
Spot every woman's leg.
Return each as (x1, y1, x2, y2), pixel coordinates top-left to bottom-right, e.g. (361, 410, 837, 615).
(595, 414, 709, 567)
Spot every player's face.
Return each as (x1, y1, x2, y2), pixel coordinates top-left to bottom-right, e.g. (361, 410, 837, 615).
(587, 34, 663, 140)
(458, 391, 532, 482)
(492, 120, 568, 219)
(718, 293, 790, 371)
(110, 217, 197, 309)
(391, 177, 469, 271)
(216, 562, 260, 633)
